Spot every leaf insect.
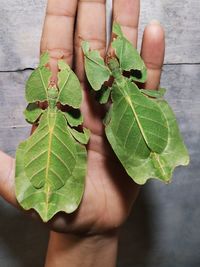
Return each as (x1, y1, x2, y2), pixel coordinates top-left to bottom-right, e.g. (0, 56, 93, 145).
(82, 22, 189, 184)
(15, 53, 90, 222)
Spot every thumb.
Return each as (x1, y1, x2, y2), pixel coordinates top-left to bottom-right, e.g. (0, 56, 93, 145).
(0, 151, 19, 207)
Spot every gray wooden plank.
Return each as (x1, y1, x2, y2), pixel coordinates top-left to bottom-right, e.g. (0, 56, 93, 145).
(0, 0, 200, 71)
(0, 71, 31, 155)
(0, 0, 46, 71)
(0, 71, 29, 127)
(0, 200, 48, 267)
(139, 0, 200, 64)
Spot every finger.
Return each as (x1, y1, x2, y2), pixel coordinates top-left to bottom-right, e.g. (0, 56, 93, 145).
(74, 0, 107, 83)
(140, 21, 165, 90)
(40, 0, 78, 80)
(0, 151, 18, 207)
(107, 0, 140, 56)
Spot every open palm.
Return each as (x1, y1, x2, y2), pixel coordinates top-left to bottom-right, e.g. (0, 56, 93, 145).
(0, 0, 165, 235)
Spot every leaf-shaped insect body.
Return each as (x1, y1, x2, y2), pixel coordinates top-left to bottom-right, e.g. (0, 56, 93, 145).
(121, 99, 190, 184)
(81, 41, 111, 91)
(106, 78, 169, 156)
(16, 139, 86, 222)
(82, 22, 189, 184)
(23, 109, 77, 191)
(112, 22, 147, 83)
(15, 53, 89, 222)
(57, 60, 82, 108)
(25, 64, 51, 103)
(24, 103, 43, 123)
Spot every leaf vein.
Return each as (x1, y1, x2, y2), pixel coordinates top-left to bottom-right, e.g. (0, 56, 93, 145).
(123, 119, 136, 148)
(51, 150, 71, 174)
(139, 116, 167, 128)
(29, 167, 46, 182)
(49, 168, 65, 186)
(25, 150, 47, 168)
(25, 132, 48, 154)
(52, 132, 76, 161)
(146, 131, 168, 142)
(115, 105, 129, 134)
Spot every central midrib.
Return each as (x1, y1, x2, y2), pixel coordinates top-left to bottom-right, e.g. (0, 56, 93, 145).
(117, 80, 149, 148)
(44, 110, 56, 218)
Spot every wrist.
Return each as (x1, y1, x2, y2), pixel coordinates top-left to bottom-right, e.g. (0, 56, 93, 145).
(45, 230, 119, 267)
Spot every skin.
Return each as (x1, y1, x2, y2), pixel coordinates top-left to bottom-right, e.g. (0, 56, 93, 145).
(0, 0, 165, 266)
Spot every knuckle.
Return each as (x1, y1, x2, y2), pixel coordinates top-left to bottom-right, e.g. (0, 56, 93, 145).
(74, 37, 106, 54)
(41, 48, 73, 61)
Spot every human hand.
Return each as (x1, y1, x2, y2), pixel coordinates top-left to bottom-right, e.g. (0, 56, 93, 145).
(0, 0, 165, 264)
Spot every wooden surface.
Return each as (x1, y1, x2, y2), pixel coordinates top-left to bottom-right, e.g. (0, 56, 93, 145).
(139, 0, 200, 63)
(0, 0, 200, 266)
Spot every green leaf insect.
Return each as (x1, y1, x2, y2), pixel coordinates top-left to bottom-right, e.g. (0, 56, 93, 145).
(15, 52, 89, 222)
(82, 22, 189, 185)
